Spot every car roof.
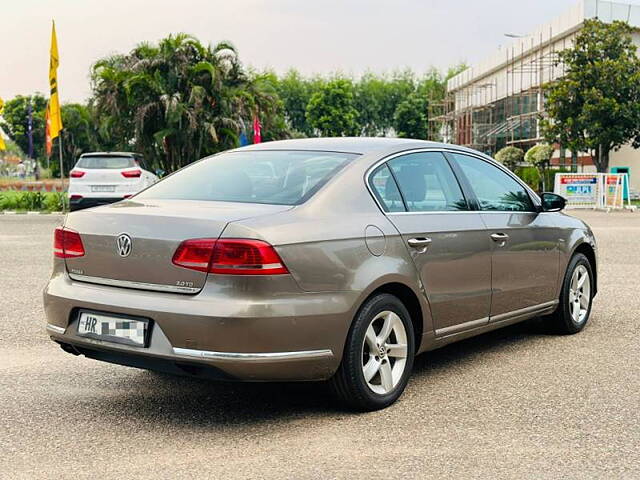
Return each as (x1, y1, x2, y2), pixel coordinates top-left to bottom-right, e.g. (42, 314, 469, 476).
(79, 152, 142, 158)
(235, 137, 486, 156)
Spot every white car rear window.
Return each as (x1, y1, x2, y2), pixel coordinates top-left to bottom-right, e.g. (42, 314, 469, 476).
(76, 156, 136, 169)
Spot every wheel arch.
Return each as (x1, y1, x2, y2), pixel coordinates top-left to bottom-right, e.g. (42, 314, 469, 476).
(572, 242, 597, 295)
(360, 282, 425, 354)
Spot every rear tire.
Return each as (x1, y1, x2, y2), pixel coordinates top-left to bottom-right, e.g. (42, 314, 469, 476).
(330, 293, 415, 411)
(545, 253, 594, 335)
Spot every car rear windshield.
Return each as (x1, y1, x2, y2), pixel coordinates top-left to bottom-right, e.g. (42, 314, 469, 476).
(136, 150, 358, 205)
(76, 156, 137, 169)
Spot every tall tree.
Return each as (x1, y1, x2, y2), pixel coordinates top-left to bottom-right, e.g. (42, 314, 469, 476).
(393, 93, 428, 139)
(541, 19, 640, 172)
(275, 69, 316, 136)
(306, 78, 359, 136)
(50, 103, 100, 176)
(354, 72, 387, 136)
(0, 94, 47, 161)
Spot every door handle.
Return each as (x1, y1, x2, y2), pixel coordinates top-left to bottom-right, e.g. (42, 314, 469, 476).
(490, 233, 509, 242)
(408, 237, 432, 252)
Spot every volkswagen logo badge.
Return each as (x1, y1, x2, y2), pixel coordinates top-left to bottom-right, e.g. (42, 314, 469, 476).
(116, 234, 133, 258)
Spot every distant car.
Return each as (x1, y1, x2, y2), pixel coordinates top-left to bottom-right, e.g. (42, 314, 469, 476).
(68, 152, 158, 211)
(45, 138, 597, 411)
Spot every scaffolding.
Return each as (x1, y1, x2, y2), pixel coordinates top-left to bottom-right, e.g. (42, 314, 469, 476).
(428, 26, 568, 155)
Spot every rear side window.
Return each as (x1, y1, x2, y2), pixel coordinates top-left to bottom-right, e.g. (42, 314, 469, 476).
(76, 156, 136, 169)
(137, 150, 357, 206)
(386, 152, 469, 212)
(451, 153, 535, 212)
(369, 165, 405, 212)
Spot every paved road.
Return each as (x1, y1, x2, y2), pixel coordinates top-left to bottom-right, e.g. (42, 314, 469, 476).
(0, 212, 638, 479)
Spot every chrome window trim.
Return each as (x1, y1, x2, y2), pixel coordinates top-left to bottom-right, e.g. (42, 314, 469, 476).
(173, 347, 334, 363)
(68, 273, 200, 294)
(364, 147, 541, 216)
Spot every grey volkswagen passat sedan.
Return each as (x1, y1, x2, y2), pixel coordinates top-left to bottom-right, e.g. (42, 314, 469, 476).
(44, 138, 597, 411)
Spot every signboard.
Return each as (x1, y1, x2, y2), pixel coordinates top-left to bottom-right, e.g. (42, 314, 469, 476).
(554, 173, 630, 209)
(559, 175, 598, 205)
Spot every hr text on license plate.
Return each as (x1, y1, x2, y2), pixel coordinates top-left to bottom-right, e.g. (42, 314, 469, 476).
(77, 311, 148, 347)
(91, 185, 116, 192)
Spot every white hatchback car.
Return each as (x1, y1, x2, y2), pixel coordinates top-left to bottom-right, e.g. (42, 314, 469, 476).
(68, 153, 159, 211)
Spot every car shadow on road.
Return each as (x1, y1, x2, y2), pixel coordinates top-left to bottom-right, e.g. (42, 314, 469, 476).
(94, 317, 554, 428)
(412, 316, 552, 375)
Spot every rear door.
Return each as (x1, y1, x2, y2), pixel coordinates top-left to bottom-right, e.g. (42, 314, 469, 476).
(370, 151, 492, 335)
(448, 152, 560, 319)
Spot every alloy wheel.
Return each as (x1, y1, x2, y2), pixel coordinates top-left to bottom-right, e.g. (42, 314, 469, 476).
(569, 264, 591, 324)
(361, 310, 408, 395)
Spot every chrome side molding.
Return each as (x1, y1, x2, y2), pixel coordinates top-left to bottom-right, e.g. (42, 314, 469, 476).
(173, 347, 334, 363)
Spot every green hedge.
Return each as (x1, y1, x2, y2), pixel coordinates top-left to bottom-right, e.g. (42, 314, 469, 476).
(0, 191, 68, 212)
(515, 167, 571, 193)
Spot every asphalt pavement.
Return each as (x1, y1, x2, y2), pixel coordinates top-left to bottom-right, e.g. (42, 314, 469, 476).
(0, 211, 638, 479)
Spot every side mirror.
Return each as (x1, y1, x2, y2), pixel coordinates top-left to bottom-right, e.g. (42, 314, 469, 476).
(540, 192, 566, 212)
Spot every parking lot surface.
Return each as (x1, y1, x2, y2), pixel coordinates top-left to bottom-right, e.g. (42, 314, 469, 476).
(0, 211, 638, 479)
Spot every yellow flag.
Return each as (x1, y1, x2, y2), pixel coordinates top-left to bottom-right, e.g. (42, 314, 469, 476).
(48, 21, 63, 139)
(0, 96, 5, 151)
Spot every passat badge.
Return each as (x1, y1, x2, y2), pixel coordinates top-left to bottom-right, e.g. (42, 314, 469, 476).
(116, 234, 132, 257)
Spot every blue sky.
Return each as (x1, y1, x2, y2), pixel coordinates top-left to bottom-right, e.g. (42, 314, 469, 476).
(2, 0, 637, 102)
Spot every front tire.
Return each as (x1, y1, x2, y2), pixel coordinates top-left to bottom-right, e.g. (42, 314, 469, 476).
(546, 253, 594, 334)
(330, 293, 415, 411)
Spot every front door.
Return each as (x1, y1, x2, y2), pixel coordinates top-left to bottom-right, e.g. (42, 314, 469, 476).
(370, 151, 492, 334)
(449, 152, 560, 318)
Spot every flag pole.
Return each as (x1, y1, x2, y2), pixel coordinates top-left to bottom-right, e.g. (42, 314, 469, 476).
(58, 133, 65, 213)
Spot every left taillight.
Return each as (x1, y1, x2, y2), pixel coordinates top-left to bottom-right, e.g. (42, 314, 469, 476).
(70, 170, 85, 178)
(171, 239, 217, 273)
(54, 227, 85, 258)
(121, 169, 142, 178)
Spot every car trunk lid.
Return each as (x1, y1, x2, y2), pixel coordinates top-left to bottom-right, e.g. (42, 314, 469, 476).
(63, 199, 292, 293)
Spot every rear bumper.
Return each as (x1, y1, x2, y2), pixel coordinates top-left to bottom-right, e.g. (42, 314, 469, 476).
(43, 271, 357, 381)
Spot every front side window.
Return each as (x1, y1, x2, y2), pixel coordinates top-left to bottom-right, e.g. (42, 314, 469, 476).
(136, 150, 357, 206)
(451, 153, 534, 212)
(387, 152, 469, 212)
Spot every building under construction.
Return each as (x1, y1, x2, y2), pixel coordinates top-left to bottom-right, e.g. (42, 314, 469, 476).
(429, 0, 640, 190)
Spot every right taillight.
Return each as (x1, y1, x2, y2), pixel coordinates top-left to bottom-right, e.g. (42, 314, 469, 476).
(121, 169, 142, 178)
(172, 238, 288, 275)
(70, 170, 85, 178)
(54, 227, 85, 258)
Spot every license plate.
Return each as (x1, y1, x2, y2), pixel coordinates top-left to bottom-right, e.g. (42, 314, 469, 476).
(77, 311, 150, 347)
(91, 185, 116, 192)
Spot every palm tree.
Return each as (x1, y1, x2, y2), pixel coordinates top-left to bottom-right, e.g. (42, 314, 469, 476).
(90, 34, 285, 173)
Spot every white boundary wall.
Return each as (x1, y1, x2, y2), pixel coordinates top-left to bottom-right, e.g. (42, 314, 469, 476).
(554, 173, 631, 209)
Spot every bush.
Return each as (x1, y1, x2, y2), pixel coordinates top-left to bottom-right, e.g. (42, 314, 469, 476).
(515, 166, 570, 193)
(495, 146, 524, 171)
(515, 166, 541, 191)
(0, 192, 16, 210)
(525, 144, 555, 168)
(43, 192, 68, 212)
(0, 191, 67, 212)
